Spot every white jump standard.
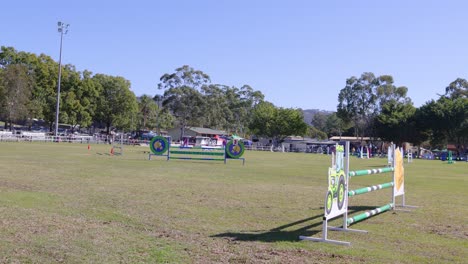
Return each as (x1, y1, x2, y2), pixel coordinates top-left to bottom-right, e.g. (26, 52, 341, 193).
(299, 141, 416, 245)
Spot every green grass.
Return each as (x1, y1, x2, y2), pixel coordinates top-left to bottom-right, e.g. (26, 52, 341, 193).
(0, 142, 466, 263)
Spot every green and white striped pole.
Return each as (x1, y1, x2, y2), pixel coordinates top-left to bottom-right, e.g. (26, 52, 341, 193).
(347, 203, 394, 226)
(348, 167, 394, 177)
(348, 182, 394, 197)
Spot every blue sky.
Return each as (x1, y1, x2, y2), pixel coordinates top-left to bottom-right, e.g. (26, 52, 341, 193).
(1, 1, 467, 111)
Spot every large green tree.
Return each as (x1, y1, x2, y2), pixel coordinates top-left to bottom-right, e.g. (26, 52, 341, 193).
(372, 75, 415, 144)
(248, 101, 276, 140)
(162, 86, 205, 132)
(307, 126, 328, 140)
(309, 112, 350, 138)
(60, 69, 99, 132)
(93, 74, 138, 133)
(418, 93, 468, 149)
(445, 78, 468, 99)
(204, 84, 264, 135)
(374, 75, 410, 112)
(274, 107, 308, 142)
(337, 72, 378, 139)
(228, 85, 264, 136)
(324, 112, 350, 138)
(152, 94, 175, 133)
(337, 73, 411, 140)
(0, 47, 62, 131)
(155, 108, 175, 133)
(201, 84, 230, 130)
(158, 65, 210, 139)
(32, 54, 60, 130)
(249, 101, 308, 144)
(0, 64, 33, 130)
(374, 100, 417, 145)
(137, 94, 159, 130)
(311, 112, 328, 133)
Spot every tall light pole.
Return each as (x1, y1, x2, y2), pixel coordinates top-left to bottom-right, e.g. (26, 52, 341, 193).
(55, 21, 69, 137)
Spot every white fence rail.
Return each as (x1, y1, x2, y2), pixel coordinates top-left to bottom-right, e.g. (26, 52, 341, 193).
(0, 135, 343, 155)
(0, 134, 153, 145)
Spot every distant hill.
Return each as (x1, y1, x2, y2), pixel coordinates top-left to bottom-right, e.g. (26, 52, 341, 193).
(302, 109, 334, 125)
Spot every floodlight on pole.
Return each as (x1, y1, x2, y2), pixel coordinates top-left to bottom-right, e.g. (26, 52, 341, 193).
(54, 21, 69, 137)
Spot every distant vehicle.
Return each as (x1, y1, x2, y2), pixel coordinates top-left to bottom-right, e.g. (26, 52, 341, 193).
(134, 130, 157, 140)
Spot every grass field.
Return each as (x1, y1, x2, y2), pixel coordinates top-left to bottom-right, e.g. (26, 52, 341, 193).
(0, 142, 466, 263)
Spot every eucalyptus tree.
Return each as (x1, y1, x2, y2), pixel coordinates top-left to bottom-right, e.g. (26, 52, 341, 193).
(201, 84, 230, 130)
(374, 75, 410, 111)
(338, 73, 412, 140)
(162, 86, 205, 131)
(220, 85, 264, 135)
(138, 94, 159, 130)
(158, 65, 210, 139)
(233, 85, 264, 135)
(337, 72, 379, 139)
(445, 78, 468, 99)
(372, 75, 414, 144)
(152, 94, 175, 133)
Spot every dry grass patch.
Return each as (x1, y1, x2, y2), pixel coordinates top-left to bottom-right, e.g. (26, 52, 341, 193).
(0, 142, 467, 263)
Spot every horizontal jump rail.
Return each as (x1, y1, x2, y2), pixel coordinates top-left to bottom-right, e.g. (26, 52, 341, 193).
(175, 146, 224, 149)
(169, 150, 224, 156)
(348, 182, 394, 197)
(348, 167, 394, 177)
(346, 203, 394, 226)
(170, 157, 224, 161)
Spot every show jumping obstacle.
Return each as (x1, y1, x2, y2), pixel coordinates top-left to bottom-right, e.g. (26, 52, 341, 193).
(359, 145, 370, 159)
(300, 141, 416, 245)
(111, 133, 124, 156)
(148, 136, 245, 165)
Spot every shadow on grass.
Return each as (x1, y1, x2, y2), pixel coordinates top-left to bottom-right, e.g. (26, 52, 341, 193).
(96, 152, 113, 156)
(212, 206, 379, 242)
(212, 214, 323, 242)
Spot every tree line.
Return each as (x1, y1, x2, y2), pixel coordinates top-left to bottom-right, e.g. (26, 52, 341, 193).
(0, 46, 466, 150)
(0, 46, 307, 142)
(313, 73, 467, 150)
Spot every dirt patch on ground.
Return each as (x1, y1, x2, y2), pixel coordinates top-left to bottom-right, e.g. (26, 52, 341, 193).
(0, 180, 34, 191)
(427, 224, 468, 239)
(150, 227, 364, 263)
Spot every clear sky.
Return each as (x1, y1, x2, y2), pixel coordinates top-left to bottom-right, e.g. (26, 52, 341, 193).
(1, 1, 467, 111)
